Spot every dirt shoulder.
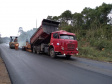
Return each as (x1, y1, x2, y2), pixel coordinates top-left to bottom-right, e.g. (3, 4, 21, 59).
(0, 57, 11, 84)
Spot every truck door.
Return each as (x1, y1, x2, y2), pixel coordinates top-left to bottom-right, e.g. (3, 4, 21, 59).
(51, 33, 60, 51)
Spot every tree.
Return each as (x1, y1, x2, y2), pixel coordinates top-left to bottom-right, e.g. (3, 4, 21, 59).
(72, 13, 83, 28)
(18, 27, 24, 35)
(81, 7, 96, 29)
(95, 3, 112, 25)
(52, 16, 59, 21)
(60, 10, 72, 26)
(47, 16, 53, 20)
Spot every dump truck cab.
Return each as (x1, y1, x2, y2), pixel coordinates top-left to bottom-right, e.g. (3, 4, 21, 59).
(49, 30, 78, 58)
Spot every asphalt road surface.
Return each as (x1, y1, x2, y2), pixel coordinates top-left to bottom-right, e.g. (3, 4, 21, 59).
(0, 44, 112, 84)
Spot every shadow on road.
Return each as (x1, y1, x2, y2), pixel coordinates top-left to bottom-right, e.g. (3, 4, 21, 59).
(56, 56, 76, 61)
(40, 53, 77, 61)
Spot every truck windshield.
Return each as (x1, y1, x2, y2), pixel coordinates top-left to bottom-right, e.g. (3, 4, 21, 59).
(60, 34, 76, 40)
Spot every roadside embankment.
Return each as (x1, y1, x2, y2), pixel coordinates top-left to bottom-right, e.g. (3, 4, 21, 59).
(0, 55, 11, 84)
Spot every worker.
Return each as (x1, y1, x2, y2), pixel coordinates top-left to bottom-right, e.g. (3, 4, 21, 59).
(14, 37, 18, 42)
(10, 36, 13, 42)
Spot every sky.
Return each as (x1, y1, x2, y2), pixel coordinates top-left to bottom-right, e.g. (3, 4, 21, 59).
(0, 0, 112, 37)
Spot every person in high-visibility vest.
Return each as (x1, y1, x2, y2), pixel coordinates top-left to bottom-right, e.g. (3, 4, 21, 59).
(10, 36, 13, 42)
(14, 37, 18, 42)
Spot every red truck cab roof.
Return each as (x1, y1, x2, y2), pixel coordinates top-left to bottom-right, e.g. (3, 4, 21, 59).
(52, 30, 76, 36)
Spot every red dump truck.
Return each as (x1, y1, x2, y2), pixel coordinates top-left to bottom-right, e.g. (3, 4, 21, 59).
(30, 19, 78, 58)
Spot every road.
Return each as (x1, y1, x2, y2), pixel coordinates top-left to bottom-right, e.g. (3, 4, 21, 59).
(0, 44, 112, 84)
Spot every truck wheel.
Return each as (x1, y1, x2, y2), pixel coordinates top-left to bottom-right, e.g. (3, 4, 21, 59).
(50, 48, 56, 58)
(10, 45, 13, 49)
(36, 50, 40, 54)
(66, 55, 71, 59)
(22, 47, 25, 51)
(48, 50, 50, 56)
(33, 47, 36, 53)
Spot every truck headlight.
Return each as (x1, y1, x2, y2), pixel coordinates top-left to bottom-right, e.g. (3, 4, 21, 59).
(57, 43, 59, 45)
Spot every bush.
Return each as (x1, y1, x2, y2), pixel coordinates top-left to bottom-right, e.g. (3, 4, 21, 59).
(78, 39, 112, 62)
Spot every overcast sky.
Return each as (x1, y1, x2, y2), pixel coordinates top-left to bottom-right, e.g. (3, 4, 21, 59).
(0, 0, 112, 37)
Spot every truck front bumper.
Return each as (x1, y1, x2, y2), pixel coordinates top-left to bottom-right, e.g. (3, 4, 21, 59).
(55, 50, 79, 56)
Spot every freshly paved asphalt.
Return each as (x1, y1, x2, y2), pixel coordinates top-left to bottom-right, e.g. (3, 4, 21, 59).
(0, 44, 112, 84)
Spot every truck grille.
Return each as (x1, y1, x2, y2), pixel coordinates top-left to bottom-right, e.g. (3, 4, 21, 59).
(67, 44, 75, 51)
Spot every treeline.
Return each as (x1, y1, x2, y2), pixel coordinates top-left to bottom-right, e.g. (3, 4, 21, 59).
(47, 3, 112, 40)
(0, 37, 10, 44)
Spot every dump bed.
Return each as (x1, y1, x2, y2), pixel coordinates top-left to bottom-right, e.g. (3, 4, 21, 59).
(30, 19, 59, 45)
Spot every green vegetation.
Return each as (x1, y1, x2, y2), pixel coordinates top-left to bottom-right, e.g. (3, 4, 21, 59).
(47, 3, 112, 62)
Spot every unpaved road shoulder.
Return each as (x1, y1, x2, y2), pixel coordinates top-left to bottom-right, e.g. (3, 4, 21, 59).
(0, 57, 11, 84)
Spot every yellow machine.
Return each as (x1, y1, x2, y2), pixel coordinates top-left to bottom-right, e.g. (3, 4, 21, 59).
(22, 41, 32, 52)
(9, 36, 19, 50)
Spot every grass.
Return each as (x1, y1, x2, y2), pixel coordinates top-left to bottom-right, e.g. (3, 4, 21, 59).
(77, 38, 112, 63)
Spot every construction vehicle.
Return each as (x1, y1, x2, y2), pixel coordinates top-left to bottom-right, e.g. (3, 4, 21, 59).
(9, 36, 19, 50)
(22, 41, 32, 52)
(30, 19, 78, 58)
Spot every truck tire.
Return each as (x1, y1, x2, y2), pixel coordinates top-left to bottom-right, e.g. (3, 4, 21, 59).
(33, 47, 36, 53)
(50, 48, 56, 58)
(66, 55, 71, 59)
(36, 50, 40, 54)
(22, 47, 25, 51)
